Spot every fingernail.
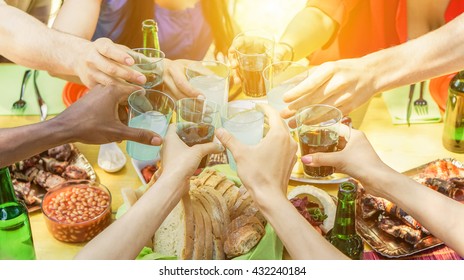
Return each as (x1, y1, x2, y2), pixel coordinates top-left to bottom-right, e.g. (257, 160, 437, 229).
(301, 155, 312, 164)
(125, 57, 135, 65)
(151, 137, 162, 146)
(136, 75, 146, 84)
(216, 143, 225, 152)
(197, 94, 206, 99)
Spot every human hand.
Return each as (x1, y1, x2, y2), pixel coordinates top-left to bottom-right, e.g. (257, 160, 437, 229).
(215, 105, 298, 202)
(227, 35, 275, 87)
(274, 42, 294, 62)
(74, 38, 147, 88)
(281, 59, 377, 121)
(163, 59, 202, 100)
(300, 129, 390, 197)
(159, 124, 224, 182)
(52, 84, 162, 146)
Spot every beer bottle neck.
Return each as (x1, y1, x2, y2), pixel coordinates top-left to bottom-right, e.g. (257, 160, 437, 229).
(0, 167, 18, 205)
(332, 183, 357, 236)
(142, 19, 160, 51)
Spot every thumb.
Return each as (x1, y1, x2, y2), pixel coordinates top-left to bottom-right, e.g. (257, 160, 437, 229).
(192, 141, 225, 158)
(215, 128, 244, 156)
(301, 152, 341, 170)
(115, 124, 163, 146)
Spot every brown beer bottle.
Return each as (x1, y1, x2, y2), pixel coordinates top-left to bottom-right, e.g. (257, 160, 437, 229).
(142, 19, 161, 53)
(326, 181, 363, 259)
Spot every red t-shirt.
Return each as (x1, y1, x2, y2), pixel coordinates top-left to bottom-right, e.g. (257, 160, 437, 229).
(307, 0, 464, 65)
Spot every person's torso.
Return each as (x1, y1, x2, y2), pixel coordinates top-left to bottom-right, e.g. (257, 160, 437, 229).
(5, 0, 51, 24)
(310, 0, 464, 64)
(92, 0, 212, 60)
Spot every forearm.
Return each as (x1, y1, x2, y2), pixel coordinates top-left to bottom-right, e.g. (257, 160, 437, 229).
(0, 118, 71, 168)
(361, 167, 464, 256)
(75, 174, 187, 259)
(52, 0, 101, 40)
(0, 4, 89, 76)
(278, 7, 335, 61)
(256, 190, 348, 260)
(363, 13, 464, 92)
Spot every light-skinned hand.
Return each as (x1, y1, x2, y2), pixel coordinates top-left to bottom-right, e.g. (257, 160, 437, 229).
(74, 38, 147, 88)
(281, 59, 377, 119)
(163, 59, 203, 100)
(159, 124, 224, 182)
(215, 104, 298, 202)
(300, 128, 390, 197)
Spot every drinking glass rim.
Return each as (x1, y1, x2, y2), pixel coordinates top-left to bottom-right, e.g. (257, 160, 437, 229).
(128, 89, 175, 116)
(262, 60, 308, 82)
(223, 100, 265, 124)
(185, 60, 230, 81)
(130, 48, 165, 65)
(176, 97, 221, 115)
(232, 29, 275, 56)
(223, 109, 264, 124)
(295, 104, 343, 128)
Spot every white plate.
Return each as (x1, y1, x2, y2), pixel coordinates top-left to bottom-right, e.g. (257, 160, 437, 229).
(131, 157, 159, 184)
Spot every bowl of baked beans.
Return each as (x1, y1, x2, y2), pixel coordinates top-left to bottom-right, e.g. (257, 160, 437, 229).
(41, 180, 112, 243)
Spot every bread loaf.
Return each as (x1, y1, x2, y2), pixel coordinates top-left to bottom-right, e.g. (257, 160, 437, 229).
(191, 198, 206, 259)
(153, 195, 193, 259)
(192, 188, 229, 259)
(153, 170, 267, 259)
(194, 195, 213, 259)
(224, 215, 265, 258)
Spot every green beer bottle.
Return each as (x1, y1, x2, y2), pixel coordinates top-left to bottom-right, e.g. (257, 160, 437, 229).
(326, 181, 363, 259)
(0, 167, 36, 260)
(142, 19, 160, 53)
(442, 70, 464, 152)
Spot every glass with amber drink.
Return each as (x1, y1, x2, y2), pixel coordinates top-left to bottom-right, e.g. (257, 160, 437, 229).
(129, 48, 165, 90)
(232, 30, 275, 97)
(295, 104, 348, 177)
(176, 98, 221, 168)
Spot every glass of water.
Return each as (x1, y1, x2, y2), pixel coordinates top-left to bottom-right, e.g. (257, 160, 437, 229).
(186, 61, 229, 117)
(222, 100, 265, 171)
(126, 89, 175, 161)
(129, 48, 165, 90)
(263, 61, 308, 112)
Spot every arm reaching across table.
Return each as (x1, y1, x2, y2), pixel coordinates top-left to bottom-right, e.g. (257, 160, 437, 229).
(0, 2, 145, 87)
(74, 124, 223, 259)
(215, 104, 349, 260)
(301, 129, 464, 256)
(0, 84, 161, 168)
(281, 13, 464, 117)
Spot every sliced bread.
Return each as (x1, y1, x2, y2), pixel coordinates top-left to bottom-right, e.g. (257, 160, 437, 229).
(191, 198, 206, 259)
(192, 192, 214, 260)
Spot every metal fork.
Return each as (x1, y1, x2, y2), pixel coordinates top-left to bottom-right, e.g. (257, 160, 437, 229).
(11, 70, 32, 111)
(414, 81, 428, 115)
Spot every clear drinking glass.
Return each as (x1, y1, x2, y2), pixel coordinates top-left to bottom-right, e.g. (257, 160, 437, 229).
(232, 30, 275, 97)
(222, 100, 265, 171)
(263, 61, 308, 112)
(295, 104, 348, 178)
(176, 98, 221, 168)
(186, 61, 230, 117)
(126, 89, 175, 161)
(129, 48, 165, 90)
